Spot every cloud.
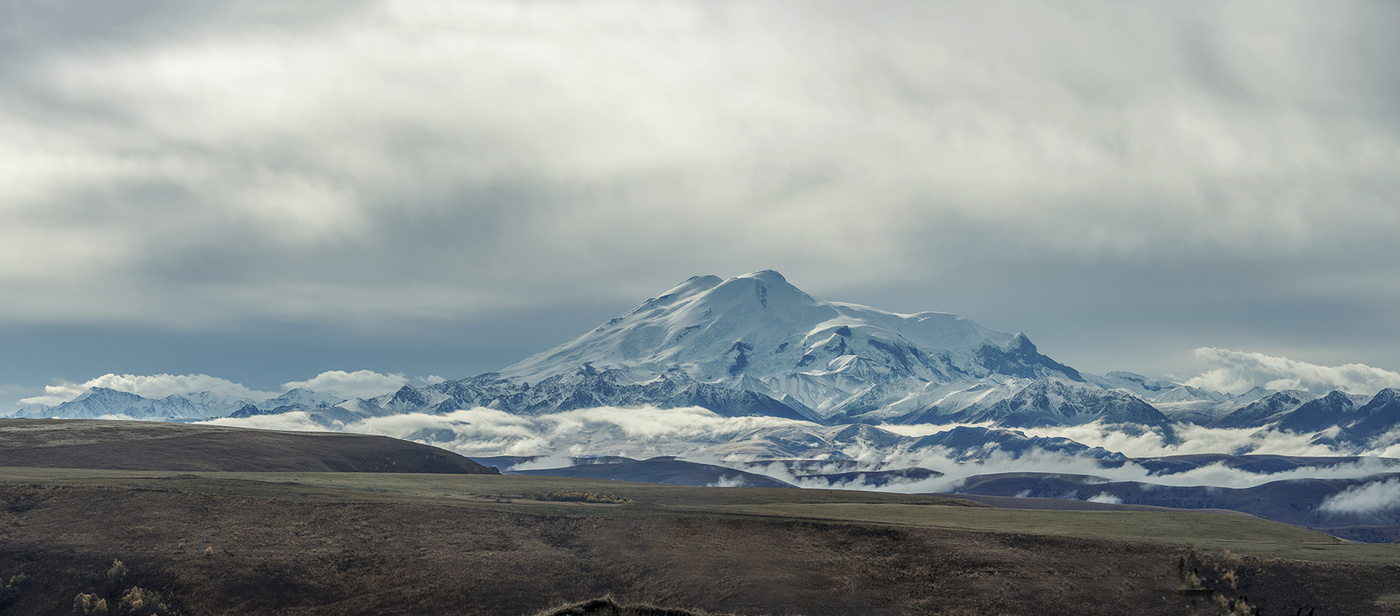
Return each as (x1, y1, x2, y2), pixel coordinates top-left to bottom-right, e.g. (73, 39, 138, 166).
(706, 475, 752, 488)
(199, 404, 1400, 493)
(205, 404, 824, 458)
(1184, 347, 1400, 395)
(1317, 477, 1400, 517)
(279, 370, 438, 399)
(19, 373, 275, 406)
(201, 411, 332, 433)
(1, 0, 1398, 337)
(352, 405, 813, 458)
(1087, 492, 1123, 504)
(349, 409, 555, 456)
(17, 382, 88, 407)
(1016, 422, 1343, 459)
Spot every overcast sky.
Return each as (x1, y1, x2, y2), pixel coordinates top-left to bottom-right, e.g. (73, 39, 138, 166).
(3, 0, 1399, 407)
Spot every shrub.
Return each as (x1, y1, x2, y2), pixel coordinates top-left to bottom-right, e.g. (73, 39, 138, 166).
(118, 587, 167, 615)
(1213, 593, 1258, 616)
(73, 592, 108, 614)
(106, 559, 128, 584)
(0, 573, 29, 610)
(541, 490, 633, 504)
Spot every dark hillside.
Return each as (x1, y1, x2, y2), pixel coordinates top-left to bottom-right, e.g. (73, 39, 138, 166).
(0, 419, 496, 474)
(2, 480, 1395, 615)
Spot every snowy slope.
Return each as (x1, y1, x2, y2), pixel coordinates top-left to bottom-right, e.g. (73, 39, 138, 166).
(13, 387, 338, 422)
(497, 271, 1082, 422)
(10, 387, 250, 421)
(960, 379, 1174, 431)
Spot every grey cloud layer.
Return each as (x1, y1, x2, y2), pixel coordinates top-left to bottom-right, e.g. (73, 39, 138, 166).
(4, 1, 1399, 374)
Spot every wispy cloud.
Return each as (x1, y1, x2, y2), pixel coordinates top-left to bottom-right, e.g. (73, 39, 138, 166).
(1184, 347, 1400, 395)
(1088, 493, 1123, 504)
(280, 370, 441, 400)
(201, 411, 331, 433)
(1318, 477, 1400, 517)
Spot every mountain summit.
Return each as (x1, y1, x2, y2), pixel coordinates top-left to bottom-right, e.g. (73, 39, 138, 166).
(493, 271, 1101, 423)
(506, 270, 1080, 383)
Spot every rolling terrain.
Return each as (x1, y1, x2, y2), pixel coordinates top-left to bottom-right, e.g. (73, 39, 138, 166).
(0, 419, 497, 474)
(2, 468, 1400, 615)
(1, 420, 1399, 613)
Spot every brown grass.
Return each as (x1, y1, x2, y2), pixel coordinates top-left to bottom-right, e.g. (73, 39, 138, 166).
(1, 479, 1397, 615)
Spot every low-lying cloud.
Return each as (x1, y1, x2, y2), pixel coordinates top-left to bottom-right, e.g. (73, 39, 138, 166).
(201, 405, 1400, 493)
(349, 406, 813, 459)
(1318, 477, 1400, 517)
(1184, 347, 1400, 396)
(202, 411, 331, 433)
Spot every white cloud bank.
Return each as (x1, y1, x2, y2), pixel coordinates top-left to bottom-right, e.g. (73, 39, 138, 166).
(201, 405, 1400, 492)
(1184, 347, 1400, 396)
(1088, 493, 1123, 504)
(280, 370, 444, 401)
(1318, 477, 1400, 517)
(201, 411, 331, 433)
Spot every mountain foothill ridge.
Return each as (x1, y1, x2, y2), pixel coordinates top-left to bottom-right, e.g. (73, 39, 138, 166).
(11, 270, 1400, 459)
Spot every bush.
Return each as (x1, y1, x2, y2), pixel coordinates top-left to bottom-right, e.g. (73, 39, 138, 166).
(0, 572, 30, 610)
(73, 592, 108, 614)
(541, 490, 633, 504)
(106, 560, 128, 584)
(118, 587, 167, 615)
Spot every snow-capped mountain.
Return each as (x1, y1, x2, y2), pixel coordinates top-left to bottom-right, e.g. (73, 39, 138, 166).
(12, 387, 330, 422)
(1275, 390, 1372, 433)
(494, 270, 1083, 424)
(953, 379, 1173, 431)
(1086, 371, 1177, 397)
(396, 367, 812, 420)
(10, 387, 248, 421)
(1211, 390, 1315, 429)
(1333, 388, 1400, 446)
(258, 388, 344, 411)
(1088, 372, 1270, 425)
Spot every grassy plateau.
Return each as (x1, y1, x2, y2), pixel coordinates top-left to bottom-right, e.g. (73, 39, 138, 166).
(3, 466, 1400, 615)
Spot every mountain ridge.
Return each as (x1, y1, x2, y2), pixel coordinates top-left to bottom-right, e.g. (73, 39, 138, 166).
(11, 270, 1400, 462)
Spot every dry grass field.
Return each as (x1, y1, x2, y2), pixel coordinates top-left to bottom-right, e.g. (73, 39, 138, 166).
(2, 467, 1400, 615)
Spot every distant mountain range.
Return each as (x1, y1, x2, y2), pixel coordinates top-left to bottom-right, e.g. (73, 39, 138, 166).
(12, 386, 343, 421)
(10, 270, 1400, 459)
